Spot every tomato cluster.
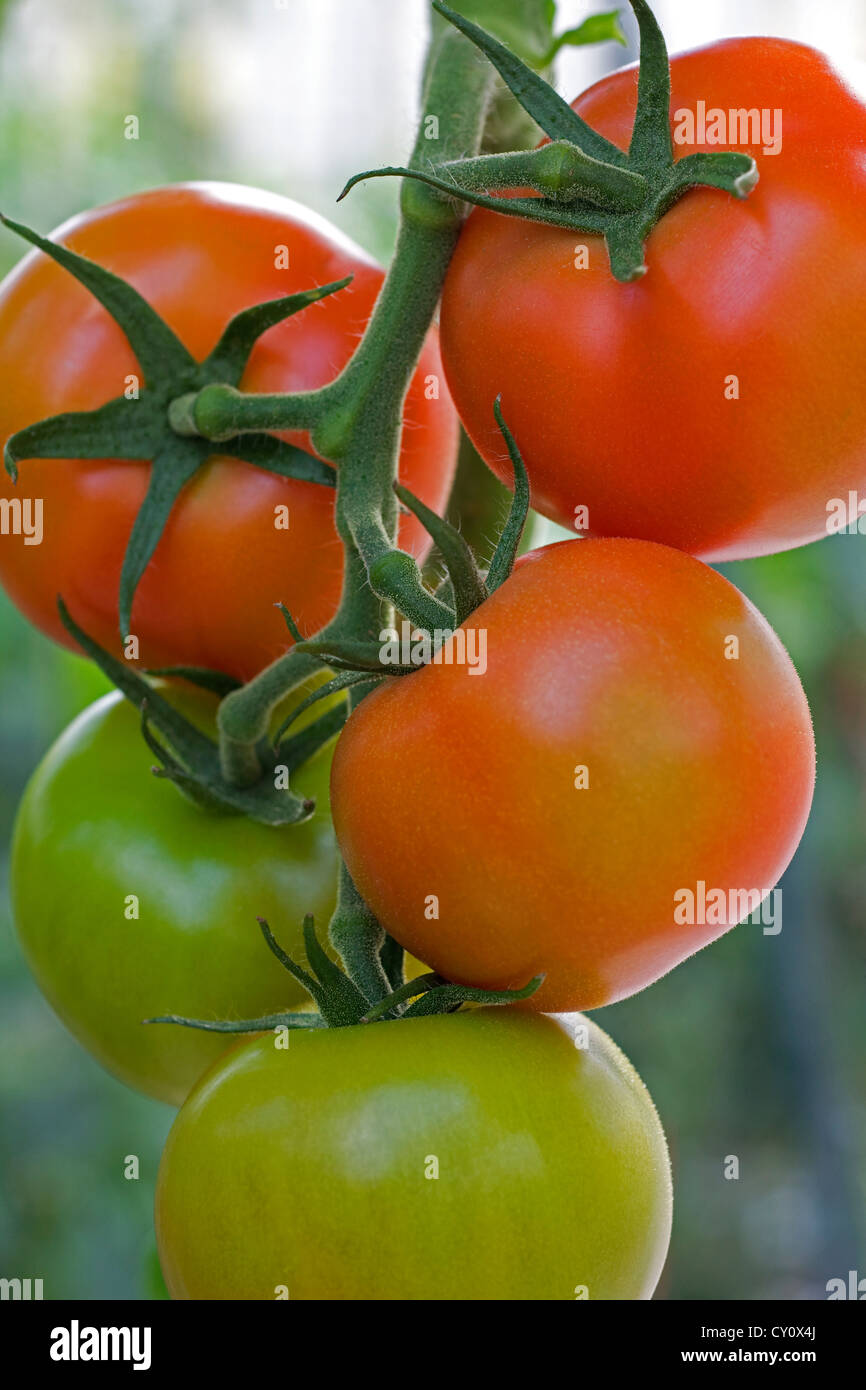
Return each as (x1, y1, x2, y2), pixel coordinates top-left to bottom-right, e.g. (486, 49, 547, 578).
(2, 8, 841, 1304)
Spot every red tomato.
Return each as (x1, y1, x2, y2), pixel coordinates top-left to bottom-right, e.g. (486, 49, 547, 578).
(0, 183, 457, 680)
(330, 539, 815, 1013)
(440, 39, 866, 560)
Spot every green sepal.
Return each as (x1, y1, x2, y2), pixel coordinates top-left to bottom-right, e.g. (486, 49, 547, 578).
(56, 599, 319, 826)
(271, 670, 383, 746)
(485, 397, 531, 591)
(256, 915, 372, 1028)
(671, 150, 759, 200)
(143, 666, 243, 698)
(276, 603, 305, 644)
(144, 1011, 325, 1033)
(339, 141, 645, 213)
(379, 934, 407, 993)
(361, 973, 446, 1023)
(341, 162, 610, 237)
(432, 0, 627, 164)
(119, 439, 206, 639)
(139, 703, 236, 816)
(361, 968, 545, 1021)
(302, 915, 371, 1027)
(257, 917, 324, 1003)
(4, 396, 161, 483)
(202, 278, 352, 381)
(401, 972, 544, 1017)
(220, 434, 336, 487)
(433, 573, 456, 613)
(294, 637, 417, 676)
(0, 212, 196, 380)
(628, 0, 672, 167)
(276, 702, 347, 770)
(394, 481, 487, 625)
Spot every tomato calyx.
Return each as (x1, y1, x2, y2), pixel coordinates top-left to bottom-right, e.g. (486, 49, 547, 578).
(384, 396, 530, 624)
(56, 599, 345, 825)
(0, 211, 347, 639)
(275, 397, 530, 693)
(340, 0, 758, 282)
(145, 913, 543, 1036)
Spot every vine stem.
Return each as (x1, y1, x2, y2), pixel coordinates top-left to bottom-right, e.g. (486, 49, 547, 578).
(216, 20, 498, 774)
(209, 6, 542, 992)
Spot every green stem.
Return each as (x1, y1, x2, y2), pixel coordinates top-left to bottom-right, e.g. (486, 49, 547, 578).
(214, 6, 542, 995)
(216, 23, 496, 771)
(328, 862, 391, 1005)
(169, 383, 329, 440)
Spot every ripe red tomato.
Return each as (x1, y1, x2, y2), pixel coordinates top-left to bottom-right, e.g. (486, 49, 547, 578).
(440, 39, 866, 560)
(0, 183, 457, 680)
(156, 1009, 672, 1300)
(331, 539, 815, 1013)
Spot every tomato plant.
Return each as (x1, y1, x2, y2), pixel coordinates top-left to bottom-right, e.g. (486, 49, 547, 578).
(440, 38, 866, 560)
(0, 182, 457, 681)
(11, 686, 339, 1106)
(3, 0, 834, 1307)
(331, 538, 816, 1013)
(156, 1008, 672, 1300)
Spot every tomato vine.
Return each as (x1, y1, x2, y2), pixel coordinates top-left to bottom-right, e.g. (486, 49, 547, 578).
(2, 0, 764, 1021)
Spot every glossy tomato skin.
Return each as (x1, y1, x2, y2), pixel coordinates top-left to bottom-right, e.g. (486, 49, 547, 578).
(0, 183, 458, 680)
(11, 688, 338, 1106)
(331, 539, 815, 1013)
(156, 1008, 672, 1300)
(440, 39, 866, 560)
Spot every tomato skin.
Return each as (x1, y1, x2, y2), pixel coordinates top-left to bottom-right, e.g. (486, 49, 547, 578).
(0, 183, 458, 680)
(156, 1008, 672, 1300)
(10, 688, 338, 1106)
(440, 39, 866, 560)
(331, 539, 815, 1013)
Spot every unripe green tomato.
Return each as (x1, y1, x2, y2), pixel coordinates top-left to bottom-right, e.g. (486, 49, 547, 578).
(11, 688, 338, 1106)
(155, 1008, 672, 1300)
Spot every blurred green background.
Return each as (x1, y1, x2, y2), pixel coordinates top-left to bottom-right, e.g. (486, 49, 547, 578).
(0, 0, 864, 1300)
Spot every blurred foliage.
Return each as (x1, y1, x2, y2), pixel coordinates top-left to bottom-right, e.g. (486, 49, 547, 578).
(0, 0, 863, 1302)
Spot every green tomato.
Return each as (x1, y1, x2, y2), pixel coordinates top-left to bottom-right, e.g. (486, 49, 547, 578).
(156, 1008, 672, 1299)
(11, 689, 338, 1106)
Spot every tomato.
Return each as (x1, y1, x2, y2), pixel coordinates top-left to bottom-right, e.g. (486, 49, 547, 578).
(331, 538, 815, 1013)
(0, 182, 457, 680)
(10, 687, 339, 1106)
(440, 39, 866, 560)
(156, 1008, 672, 1300)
